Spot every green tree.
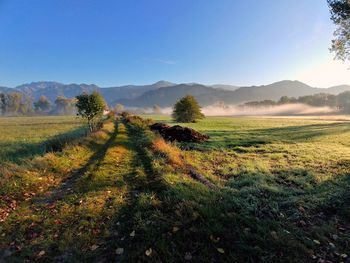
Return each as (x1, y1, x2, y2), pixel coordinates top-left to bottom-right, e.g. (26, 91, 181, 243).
(328, 0, 350, 60)
(278, 96, 290, 104)
(172, 95, 204, 123)
(54, 96, 75, 115)
(34, 96, 52, 113)
(76, 92, 106, 132)
(7, 92, 22, 115)
(0, 93, 7, 115)
(337, 91, 350, 112)
(19, 95, 34, 115)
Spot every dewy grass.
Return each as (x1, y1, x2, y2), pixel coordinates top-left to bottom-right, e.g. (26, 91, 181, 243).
(1, 115, 350, 262)
(0, 116, 85, 163)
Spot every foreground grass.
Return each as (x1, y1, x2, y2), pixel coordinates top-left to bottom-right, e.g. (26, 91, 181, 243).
(0, 116, 85, 163)
(0, 116, 349, 262)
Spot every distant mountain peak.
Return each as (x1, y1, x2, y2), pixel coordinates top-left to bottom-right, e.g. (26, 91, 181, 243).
(152, 80, 175, 87)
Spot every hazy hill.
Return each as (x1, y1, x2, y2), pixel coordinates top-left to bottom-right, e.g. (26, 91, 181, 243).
(15, 82, 99, 102)
(100, 80, 175, 104)
(115, 84, 216, 107)
(1, 80, 350, 107)
(211, 84, 239, 91)
(325, 84, 350, 94)
(0, 81, 174, 104)
(117, 80, 350, 107)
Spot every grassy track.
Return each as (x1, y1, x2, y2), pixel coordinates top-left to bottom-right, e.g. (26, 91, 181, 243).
(1, 120, 131, 261)
(1, 116, 350, 262)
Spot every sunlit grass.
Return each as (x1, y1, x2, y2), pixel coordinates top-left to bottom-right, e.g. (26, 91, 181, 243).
(1, 115, 350, 262)
(0, 116, 85, 163)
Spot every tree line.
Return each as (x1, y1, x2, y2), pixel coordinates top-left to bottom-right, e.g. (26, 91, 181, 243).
(240, 91, 350, 113)
(0, 93, 76, 116)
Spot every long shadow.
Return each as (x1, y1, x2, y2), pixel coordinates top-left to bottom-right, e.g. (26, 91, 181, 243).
(99, 123, 170, 262)
(5, 119, 350, 262)
(197, 122, 350, 150)
(0, 126, 87, 163)
(125, 124, 167, 193)
(33, 123, 118, 204)
(252, 122, 350, 141)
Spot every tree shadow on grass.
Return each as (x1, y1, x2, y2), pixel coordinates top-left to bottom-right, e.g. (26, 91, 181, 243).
(195, 122, 350, 150)
(4, 120, 350, 262)
(0, 126, 87, 164)
(34, 124, 118, 204)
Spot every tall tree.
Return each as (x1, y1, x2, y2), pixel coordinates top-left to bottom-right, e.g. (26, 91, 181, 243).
(328, 0, 350, 60)
(34, 96, 52, 113)
(0, 93, 7, 115)
(54, 96, 75, 115)
(172, 95, 204, 123)
(19, 95, 34, 115)
(7, 92, 22, 115)
(76, 92, 106, 132)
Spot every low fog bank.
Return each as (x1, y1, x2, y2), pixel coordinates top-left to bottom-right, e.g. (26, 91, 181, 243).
(155, 103, 337, 116)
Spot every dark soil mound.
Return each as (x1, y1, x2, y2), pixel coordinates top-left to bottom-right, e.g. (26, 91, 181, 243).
(150, 123, 209, 143)
(149, 123, 171, 134)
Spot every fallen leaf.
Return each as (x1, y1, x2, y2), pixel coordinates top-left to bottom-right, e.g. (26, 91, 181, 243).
(37, 250, 45, 257)
(130, 230, 135, 237)
(270, 231, 278, 239)
(145, 248, 153, 256)
(217, 247, 225, 254)
(313, 240, 320, 245)
(90, 244, 99, 251)
(217, 248, 225, 254)
(54, 219, 63, 225)
(116, 248, 124, 255)
(173, 227, 179, 233)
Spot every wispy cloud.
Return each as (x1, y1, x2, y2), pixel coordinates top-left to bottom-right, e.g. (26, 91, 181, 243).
(154, 58, 177, 65)
(140, 57, 178, 65)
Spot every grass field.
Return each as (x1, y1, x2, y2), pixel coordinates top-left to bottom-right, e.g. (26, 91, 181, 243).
(0, 116, 85, 163)
(0, 115, 349, 262)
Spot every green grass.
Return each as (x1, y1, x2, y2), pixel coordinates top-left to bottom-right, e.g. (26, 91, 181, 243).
(0, 115, 349, 262)
(0, 116, 85, 163)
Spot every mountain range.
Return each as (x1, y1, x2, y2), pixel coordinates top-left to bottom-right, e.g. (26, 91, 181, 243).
(1, 80, 350, 107)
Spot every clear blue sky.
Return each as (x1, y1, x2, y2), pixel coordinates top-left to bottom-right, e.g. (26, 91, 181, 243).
(0, 0, 345, 88)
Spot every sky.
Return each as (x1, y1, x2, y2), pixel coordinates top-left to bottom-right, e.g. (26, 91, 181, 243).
(0, 0, 349, 88)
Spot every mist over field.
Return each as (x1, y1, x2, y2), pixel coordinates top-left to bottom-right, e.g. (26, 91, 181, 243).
(158, 103, 337, 116)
